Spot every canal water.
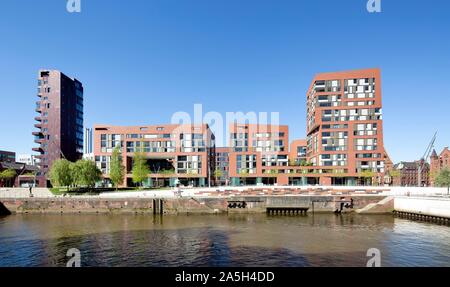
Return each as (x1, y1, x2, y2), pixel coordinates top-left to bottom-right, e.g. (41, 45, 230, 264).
(0, 214, 449, 267)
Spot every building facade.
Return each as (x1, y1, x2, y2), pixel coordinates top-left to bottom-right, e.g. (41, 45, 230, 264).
(33, 70, 84, 187)
(289, 139, 308, 165)
(0, 150, 16, 163)
(215, 147, 230, 186)
(306, 68, 388, 186)
(84, 127, 93, 154)
(93, 124, 215, 187)
(430, 147, 450, 186)
(0, 161, 39, 187)
(228, 124, 291, 186)
(16, 154, 39, 166)
(393, 160, 430, 187)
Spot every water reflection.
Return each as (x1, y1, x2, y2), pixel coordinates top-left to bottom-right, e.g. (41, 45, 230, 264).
(0, 214, 448, 267)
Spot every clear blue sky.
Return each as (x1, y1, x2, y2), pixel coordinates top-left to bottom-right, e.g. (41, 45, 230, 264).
(0, 0, 449, 163)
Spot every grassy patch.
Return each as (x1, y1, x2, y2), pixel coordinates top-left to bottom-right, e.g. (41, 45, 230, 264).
(50, 187, 69, 195)
(50, 187, 100, 196)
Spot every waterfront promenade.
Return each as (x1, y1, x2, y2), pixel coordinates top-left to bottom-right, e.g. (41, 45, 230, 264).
(1, 186, 449, 221)
(1, 186, 448, 200)
(0, 188, 53, 198)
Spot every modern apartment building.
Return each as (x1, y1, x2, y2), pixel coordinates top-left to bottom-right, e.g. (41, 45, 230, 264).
(306, 68, 388, 185)
(430, 147, 450, 186)
(228, 124, 290, 186)
(93, 124, 215, 187)
(289, 139, 307, 165)
(215, 147, 230, 186)
(33, 70, 84, 187)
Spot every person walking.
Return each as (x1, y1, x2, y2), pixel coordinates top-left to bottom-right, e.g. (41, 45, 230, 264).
(29, 185, 34, 198)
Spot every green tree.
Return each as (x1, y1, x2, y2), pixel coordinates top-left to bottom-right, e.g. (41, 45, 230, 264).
(73, 160, 102, 189)
(266, 169, 279, 176)
(159, 169, 176, 175)
(0, 169, 17, 187)
(389, 169, 401, 186)
(359, 170, 375, 186)
(434, 168, 450, 195)
(300, 161, 313, 167)
(214, 168, 223, 179)
(49, 159, 74, 189)
(239, 169, 249, 177)
(132, 144, 149, 187)
(109, 146, 125, 190)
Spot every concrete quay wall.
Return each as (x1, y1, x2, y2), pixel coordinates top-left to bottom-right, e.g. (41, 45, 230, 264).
(394, 197, 450, 219)
(0, 195, 388, 215)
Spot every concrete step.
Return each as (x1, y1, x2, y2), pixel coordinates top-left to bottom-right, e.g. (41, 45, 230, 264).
(356, 196, 394, 214)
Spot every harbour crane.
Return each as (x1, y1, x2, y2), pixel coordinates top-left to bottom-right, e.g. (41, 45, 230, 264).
(418, 132, 437, 187)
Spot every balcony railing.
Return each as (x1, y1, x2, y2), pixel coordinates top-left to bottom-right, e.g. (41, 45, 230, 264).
(32, 147, 44, 153)
(32, 131, 43, 136)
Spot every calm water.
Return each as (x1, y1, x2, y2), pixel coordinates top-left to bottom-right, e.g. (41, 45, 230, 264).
(0, 213, 449, 267)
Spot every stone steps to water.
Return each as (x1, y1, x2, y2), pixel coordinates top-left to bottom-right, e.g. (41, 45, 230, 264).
(356, 196, 394, 214)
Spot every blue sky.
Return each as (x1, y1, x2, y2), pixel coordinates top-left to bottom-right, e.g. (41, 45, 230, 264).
(0, 0, 449, 163)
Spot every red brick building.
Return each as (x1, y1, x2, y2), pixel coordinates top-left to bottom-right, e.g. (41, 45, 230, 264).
(289, 139, 308, 166)
(430, 147, 450, 186)
(215, 147, 230, 186)
(93, 124, 215, 187)
(228, 124, 291, 186)
(306, 68, 388, 186)
(0, 150, 39, 187)
(393, 160, 430, 187)
(89, 68, 391, 187)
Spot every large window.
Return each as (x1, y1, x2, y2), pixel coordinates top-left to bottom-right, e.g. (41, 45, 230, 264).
(126, 140, 175, 153)
(101, 134, 123, 153)
(236, 155, 257, 174)
(354, 138, 378, 151)
(177, 155, 202, 174)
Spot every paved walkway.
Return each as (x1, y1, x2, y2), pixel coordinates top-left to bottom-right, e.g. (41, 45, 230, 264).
(0, 188, 54, 198)
(98, 189, 196, 199)
(1, 186, 447, 199)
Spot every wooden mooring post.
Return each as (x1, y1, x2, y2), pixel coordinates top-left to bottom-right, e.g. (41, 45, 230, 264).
(153, 199, 164, 215)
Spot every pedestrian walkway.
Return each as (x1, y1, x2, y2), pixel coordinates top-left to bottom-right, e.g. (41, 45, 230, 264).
(0, 188, 54, 198)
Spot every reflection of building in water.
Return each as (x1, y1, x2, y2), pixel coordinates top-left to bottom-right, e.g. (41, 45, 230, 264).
(8, 214, 449, 267)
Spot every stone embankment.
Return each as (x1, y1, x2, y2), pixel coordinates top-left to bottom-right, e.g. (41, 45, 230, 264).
(1, 187, 449, 220)
(0, 195, 387, 215)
